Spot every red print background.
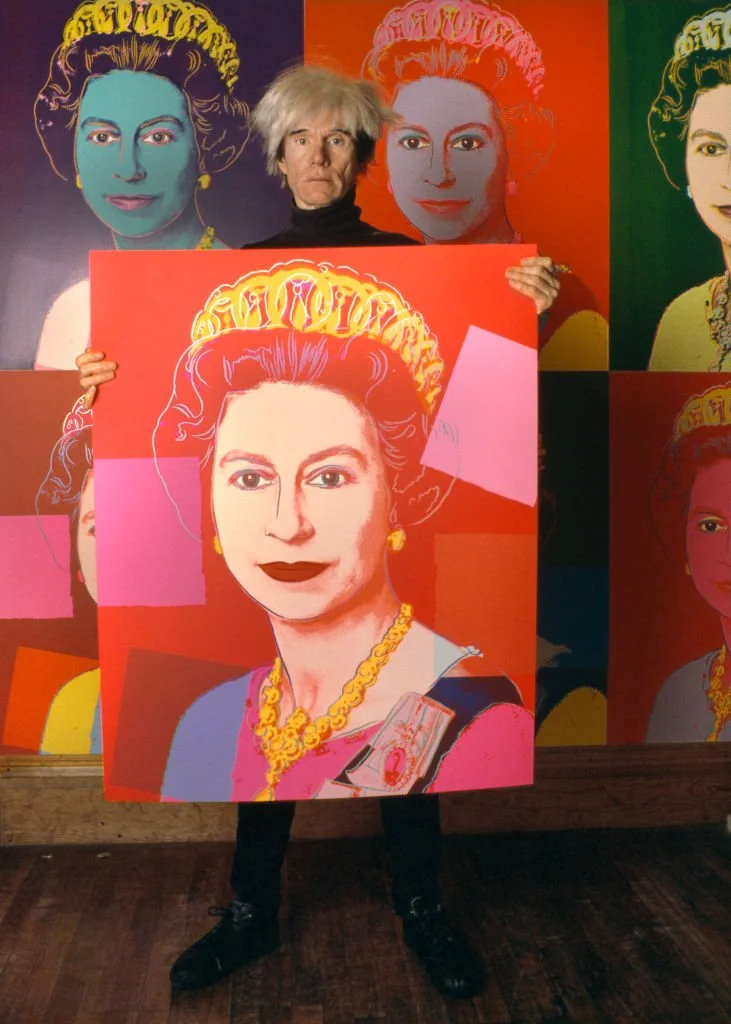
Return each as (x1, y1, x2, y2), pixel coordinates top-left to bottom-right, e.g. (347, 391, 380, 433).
(608, 373, 730, 744)
(305, 0, 610, 325)
(91, 246, 538, 799)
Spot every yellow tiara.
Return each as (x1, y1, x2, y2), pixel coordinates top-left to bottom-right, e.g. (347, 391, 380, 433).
(62, 0, 240, 89)
(674, 7, 731, 59)
(191, 260, 444, 410)
(673, 384, 731, 441)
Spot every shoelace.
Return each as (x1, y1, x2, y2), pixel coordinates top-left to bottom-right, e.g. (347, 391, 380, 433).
(407, 899, 460, 950)
(207, 901, 255, 927)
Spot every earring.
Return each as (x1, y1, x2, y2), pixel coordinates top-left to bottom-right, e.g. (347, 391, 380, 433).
(197, 172, 212, 190)
(686, 185, 693, 200)
(506, 179, 518, 196)
(387, 526, 406, 553)
(75, 174, 82, 190)
(685, 562, 692, 576)
(213, 535, 222, 555)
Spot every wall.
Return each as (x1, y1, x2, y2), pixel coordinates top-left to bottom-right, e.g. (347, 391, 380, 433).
(1, 0, 730, 841)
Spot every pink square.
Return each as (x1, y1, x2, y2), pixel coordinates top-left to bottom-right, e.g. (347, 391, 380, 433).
(421, 326, 538, 506)
(94, 457, 206, 608)
(0, 515, 72, 619)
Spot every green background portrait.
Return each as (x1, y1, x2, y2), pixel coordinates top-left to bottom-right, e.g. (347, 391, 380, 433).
(610, 0, 725, 370)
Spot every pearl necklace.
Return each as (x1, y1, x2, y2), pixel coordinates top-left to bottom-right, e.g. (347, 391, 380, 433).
(253, 603, 414, 801)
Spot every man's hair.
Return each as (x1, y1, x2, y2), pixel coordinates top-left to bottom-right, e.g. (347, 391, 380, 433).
(252, 64, 398, 176)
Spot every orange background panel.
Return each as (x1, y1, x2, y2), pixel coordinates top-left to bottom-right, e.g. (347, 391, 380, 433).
(3, 647, 98, 753)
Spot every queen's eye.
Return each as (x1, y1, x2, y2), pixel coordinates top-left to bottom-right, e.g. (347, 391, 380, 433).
(231, 471, 271, 491)
(398, 134, 429, 151)
(698, 516, 727, 533)
(142, 128, 176, 146)
(86, 129, 119, 146)
(450, 134, 485, 152)
(309, 469, 347, 489)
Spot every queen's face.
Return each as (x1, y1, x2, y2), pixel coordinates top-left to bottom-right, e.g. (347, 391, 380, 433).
(77, 470, 97, 604)
(387, 77, 508, 242)
(685, 457, 731, 620)
(74, 70, 199, 239)
(210, 381, 392, 622)
(686, 83, 731, 247)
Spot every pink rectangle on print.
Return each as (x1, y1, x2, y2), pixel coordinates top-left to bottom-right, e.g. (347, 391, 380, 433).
(0, 516, 72, 619)
(94, 457, 205, 607)
(421, 327, 538, 506)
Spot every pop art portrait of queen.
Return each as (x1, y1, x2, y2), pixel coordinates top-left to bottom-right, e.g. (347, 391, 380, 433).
(646, 383, 731, 742)
(648, 6, 731, 371)
(304, 0, 610, 371)
(90, 247, 538, 802)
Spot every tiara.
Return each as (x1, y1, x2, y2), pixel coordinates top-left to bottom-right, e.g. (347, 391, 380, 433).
(191, 260, 444, 411)
(674, 8, 731, 59)
(62, 0, 240, 89)
(673, 383, 731, 441)
(364, 0, 544, 97)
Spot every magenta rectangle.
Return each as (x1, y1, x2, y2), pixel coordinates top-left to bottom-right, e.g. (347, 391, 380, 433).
(0, 515, 72, 619)
(421, 326, 538, 507)
(94, 457, 206, 608)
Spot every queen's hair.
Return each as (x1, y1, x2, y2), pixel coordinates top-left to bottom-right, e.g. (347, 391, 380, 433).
(362, 0, 554, 179)
(153, 261, 447, 526)
(251, 65, 399, 177)
(650, 383, 731, 562)
(36, 424, 93, 523)
(649, 6, 731, 189)
(35, 20, 249, 182)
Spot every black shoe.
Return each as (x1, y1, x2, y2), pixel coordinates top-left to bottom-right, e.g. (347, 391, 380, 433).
(401, 896, 485, 999)
(170, 900, 279, 992)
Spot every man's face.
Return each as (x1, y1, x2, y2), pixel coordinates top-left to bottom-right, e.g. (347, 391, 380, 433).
(277, 110, 360, 209)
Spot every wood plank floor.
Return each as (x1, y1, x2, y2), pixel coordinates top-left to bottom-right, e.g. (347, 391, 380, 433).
(0, 826, 729, 1023)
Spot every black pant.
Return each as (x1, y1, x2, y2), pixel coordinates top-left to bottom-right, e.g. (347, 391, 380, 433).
(230, 795, 442, 916)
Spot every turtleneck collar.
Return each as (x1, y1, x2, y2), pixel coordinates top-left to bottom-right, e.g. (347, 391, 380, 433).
(288, 189, 363, 236)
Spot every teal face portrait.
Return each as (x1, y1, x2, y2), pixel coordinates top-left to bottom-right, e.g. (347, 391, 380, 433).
(74, 70, 199, 240)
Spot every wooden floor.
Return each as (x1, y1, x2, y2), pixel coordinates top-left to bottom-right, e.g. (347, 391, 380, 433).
(0, 826, 729, 1024)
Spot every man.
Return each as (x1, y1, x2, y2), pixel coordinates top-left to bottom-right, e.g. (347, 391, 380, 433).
(79, 66, 558, 1000)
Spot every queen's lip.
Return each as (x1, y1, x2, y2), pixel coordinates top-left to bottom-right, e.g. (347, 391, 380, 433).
(415, 198, 470, 214)
(715, 205, 731, 216)
(105, 195, 158, 210)
(259, 561, 329, 583)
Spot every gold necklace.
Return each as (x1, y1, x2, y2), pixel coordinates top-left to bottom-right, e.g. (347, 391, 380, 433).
(253, 603, 414, 801)
(705, 275, 731, 370)
(196, 226, 216, 250)
(706, 645, 729, 742)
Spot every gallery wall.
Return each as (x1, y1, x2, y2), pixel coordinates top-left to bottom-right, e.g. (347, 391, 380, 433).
(1, 0, 729, 776)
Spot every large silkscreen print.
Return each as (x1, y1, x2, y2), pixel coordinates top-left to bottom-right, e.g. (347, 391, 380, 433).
(90, 246, 538, 801)
(0, 0, 303, 370)
(609, 373, 731, 744)
(611, 1, 731, 371)
(305, 0, 610, 371)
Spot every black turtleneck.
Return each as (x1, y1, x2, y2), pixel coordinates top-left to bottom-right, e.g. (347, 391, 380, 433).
(241, 189, 419, 251)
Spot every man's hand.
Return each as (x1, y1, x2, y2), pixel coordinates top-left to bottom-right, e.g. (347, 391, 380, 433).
(77, 350, 118, 409)
(506, 255, 562, 315)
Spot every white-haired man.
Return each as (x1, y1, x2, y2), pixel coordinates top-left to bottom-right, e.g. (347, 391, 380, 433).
(79, 65, 559, 1001)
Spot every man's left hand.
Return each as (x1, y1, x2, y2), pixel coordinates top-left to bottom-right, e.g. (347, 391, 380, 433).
(505, 255, 561, 315)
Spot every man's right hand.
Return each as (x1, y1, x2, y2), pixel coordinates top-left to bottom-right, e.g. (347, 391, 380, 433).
(77, 350, 118, 409)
